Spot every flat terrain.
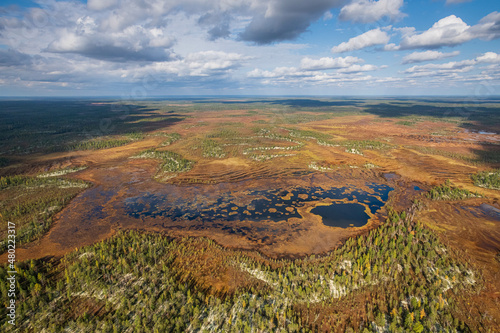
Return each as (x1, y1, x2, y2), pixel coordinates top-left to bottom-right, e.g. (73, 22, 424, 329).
(1, 98, 500, 332)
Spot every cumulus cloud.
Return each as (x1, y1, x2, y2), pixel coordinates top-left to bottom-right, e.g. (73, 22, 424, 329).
(0, 0, 347, 50)
(1, 0, 499, 94)
(247, 55, 380, 82)
(239, 0, 344, 44)
(300, 56, 363, 70)
(399, 15, 471, 49)
(331, 28, 390, 53)
(383, 43, 400, 51)
(247, 67, 305, 78)
(402, 50, 460, 64)
(46, 24, 177, 62)
(339, 0, 405, 23)
(0, 51, 122, 88)
(398, 12, 500, 49)
(84, 0, 347, 44)
(338, 64, 379, 73)
(468, 11, 500, 40)
(151, 51, 251, 77)
(476, 52, 500, 63)
(247, 65, 378, 87)
(186, 51, 251, 73)
(0, 48, 251, 94)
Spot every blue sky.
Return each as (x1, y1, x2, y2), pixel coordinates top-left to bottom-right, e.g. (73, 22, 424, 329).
(0, 0, 499, 96)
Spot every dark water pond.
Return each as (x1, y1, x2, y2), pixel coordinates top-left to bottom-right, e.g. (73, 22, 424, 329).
(310, 203, 369, 228)
(124, 183, 393, 228)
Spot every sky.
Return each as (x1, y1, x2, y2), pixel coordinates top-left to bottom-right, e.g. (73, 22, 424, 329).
(0, 0, 499, 96)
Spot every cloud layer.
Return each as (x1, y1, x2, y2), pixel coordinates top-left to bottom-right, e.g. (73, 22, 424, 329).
(0, 0, 499, 95)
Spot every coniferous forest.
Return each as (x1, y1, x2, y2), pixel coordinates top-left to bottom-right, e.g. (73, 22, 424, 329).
(0, 205, 486, 332)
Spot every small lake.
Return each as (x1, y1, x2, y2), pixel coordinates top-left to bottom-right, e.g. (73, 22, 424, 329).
(311, 203, 369, 228)
(124, 182, 393, 228)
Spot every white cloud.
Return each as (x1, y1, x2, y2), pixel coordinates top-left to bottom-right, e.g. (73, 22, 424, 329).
(399, 15, 472, 49)
(7, 0, 350, 48)
(395, 26, 417, 37)
(86, 0, 348, 44)
(338, 64, 379, 73)
(403, 59, 476, 77)
(300, 56, 363, 70)
(247, 55, 380, 84)
(248, 67, 377, 86)
(468, 11, 500, 41)
(151, 51, 251, 77)
(402, 50, 460, 64)
(383, 43, 400, 51)
(398, 12, 500, 49)
(476, 52, 500, 63)
(247, 67, 305, 78)
(331, 28, 390, 53)
(0, 0, 499, 95)
(339, 0, 405, 23)
(46, 25, 177, 62)
(186, 51, 251, 74)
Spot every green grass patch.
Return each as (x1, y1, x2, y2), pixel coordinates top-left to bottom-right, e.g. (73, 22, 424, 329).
(395, 120, 417, 126)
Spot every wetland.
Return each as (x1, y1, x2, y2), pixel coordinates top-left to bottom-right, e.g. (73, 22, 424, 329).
(1, 97, 500, 332)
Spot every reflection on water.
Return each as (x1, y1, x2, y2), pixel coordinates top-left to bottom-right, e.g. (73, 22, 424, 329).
(124, 183, 393, 228)
(460, 204, 500, 221)
(479, 204, 500, 221)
